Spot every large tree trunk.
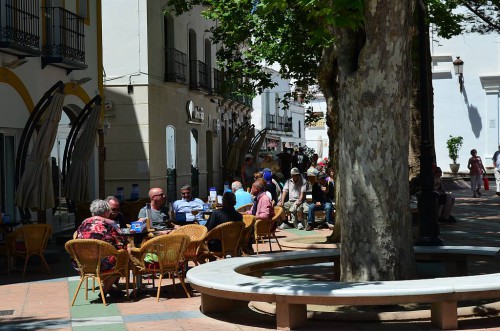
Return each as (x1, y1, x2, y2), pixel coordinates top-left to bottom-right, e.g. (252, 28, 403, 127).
(321, 1, 416, 281)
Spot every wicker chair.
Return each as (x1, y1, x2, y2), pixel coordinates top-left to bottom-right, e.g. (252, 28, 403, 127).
(197, 221, 244, 263)
(65, 239, 130, 306)
(130, 233, 190, 301)
(173, 224, 207, 272)
(236, 203, 253, 213)
(239, 215, 256, 256)
(7, 224, 52, 276)
(254, 206, 284, 254)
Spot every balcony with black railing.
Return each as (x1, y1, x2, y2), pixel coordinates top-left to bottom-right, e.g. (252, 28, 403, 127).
(41, 7, 86, 73)
(0, 0, 40, 56)
(212, 68, 223, 95)
(189, 59, 210, 92)
(267, 114, 292, 132)
(165, 48, 187, 84)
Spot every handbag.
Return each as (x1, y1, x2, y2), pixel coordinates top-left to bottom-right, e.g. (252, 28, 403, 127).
(483, 176, 490, 190)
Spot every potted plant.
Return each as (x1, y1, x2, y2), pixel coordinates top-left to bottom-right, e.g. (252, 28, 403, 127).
(446, 135, 463, 174)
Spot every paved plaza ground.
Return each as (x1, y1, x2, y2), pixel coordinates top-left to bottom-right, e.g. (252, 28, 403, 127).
(1, 181, 500, 330)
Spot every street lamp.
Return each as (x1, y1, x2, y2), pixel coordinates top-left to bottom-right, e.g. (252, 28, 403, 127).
(452, 56, 464, 93)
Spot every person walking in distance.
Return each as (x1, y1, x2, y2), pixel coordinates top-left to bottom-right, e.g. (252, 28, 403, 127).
(467, 149, 487, 198)
(493, 145, 500, 196)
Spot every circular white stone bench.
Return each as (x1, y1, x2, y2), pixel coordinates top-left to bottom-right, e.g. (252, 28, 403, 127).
(187, 247, 500, 330)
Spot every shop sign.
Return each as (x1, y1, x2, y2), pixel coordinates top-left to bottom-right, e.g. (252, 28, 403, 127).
(186, 100, 205, 124)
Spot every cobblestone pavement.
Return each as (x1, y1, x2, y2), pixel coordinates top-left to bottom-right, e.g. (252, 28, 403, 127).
(0, 183, 499, 331)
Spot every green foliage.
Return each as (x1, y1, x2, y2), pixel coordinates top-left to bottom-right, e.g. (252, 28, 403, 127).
(446, 135, 463, 163)
(165, 0, 364, 98)
(428, 1, 500, 40)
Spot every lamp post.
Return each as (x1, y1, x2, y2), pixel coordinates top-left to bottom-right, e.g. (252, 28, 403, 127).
(453, 56, 464, 93)
(415, 0, 443, 246)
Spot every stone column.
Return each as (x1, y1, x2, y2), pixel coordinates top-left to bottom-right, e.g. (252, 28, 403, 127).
(480, 76, 500, 161)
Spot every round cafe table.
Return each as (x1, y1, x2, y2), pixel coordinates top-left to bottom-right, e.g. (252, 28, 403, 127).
(121, 226, 173, 247)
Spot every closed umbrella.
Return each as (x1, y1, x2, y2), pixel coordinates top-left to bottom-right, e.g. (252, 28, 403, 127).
(226, 126, 249, 173)
(15, 90, 65, 210)
(251, 130, 267, 160)
(64, 105, 101, 202)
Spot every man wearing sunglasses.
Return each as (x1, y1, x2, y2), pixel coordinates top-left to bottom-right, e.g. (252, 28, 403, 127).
(137, 188, 173, 228)
(105, 196, 127, 228)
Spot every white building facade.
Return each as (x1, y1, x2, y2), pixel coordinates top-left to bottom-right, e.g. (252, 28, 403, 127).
(102, 2, 251, 201)
(0, 0, 100, 232)
(304, 88, 329, 160)
(432, 30, 500, 171)
(251, 67, 306, 154)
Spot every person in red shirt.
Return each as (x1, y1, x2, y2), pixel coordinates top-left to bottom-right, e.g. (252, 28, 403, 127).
(75, 199, 126, 297)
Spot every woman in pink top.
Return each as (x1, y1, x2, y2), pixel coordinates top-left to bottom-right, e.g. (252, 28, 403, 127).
(467, 149, 487, 197)
(248, 178, 275, 220)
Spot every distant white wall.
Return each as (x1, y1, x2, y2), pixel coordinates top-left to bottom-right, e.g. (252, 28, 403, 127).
(432, 31, 500, 169)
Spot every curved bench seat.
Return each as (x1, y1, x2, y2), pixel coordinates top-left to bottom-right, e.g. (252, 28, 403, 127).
(187, 247, 500, 330)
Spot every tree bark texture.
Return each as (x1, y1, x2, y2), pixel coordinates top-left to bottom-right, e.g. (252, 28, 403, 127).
(333, 1, 416, 281)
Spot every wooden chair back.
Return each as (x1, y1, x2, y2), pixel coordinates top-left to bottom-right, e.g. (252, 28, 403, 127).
(65, 239, 129, 306)
(134, 233, 190, 273)
(8, 224, 52, 276)
(203, 221, 244, 259)
(172, 224, 207, 265)
(254, 206, 283, 254)
(131, 233, 191, 301)
(239, 215, 256, 255)
(236, 203, 253, 213)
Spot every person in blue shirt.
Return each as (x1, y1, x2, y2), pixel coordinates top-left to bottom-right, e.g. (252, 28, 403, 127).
(232, 180, 253, 209)
(172, 184, 204, 223)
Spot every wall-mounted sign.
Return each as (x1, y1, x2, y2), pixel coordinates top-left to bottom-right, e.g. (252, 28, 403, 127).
(186, 100, 205, 124)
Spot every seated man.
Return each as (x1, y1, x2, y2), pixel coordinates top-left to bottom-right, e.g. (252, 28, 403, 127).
(172, 184, 204, 223)
(306, 172, 335, 231)
(201, 192, 243, 253)
(137, 188, 174, 228)
(434, 167, 456, 223)
(278, 168, 306, 230)
(232, 180, 253, 210)
(105, 196, 127, 228)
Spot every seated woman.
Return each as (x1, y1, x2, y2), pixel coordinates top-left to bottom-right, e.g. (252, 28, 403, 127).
(75, 199, 127, 297)
(434, 167, 456, 223)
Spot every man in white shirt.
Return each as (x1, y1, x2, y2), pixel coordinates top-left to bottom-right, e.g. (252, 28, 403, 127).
(173, 185, 204, 223)
(277, 168, 306, 230)
(493, 145, 500, 196)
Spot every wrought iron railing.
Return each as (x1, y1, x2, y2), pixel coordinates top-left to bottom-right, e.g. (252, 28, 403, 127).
(213, 68, 223, 94)
(267, 114, 276, 130)
(0, 0, 40, 53)
(189, 59, 210, 91)
(266, 114, 291, 131)
(165, 48, 187, 83)
(42, 7, 85, 65)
